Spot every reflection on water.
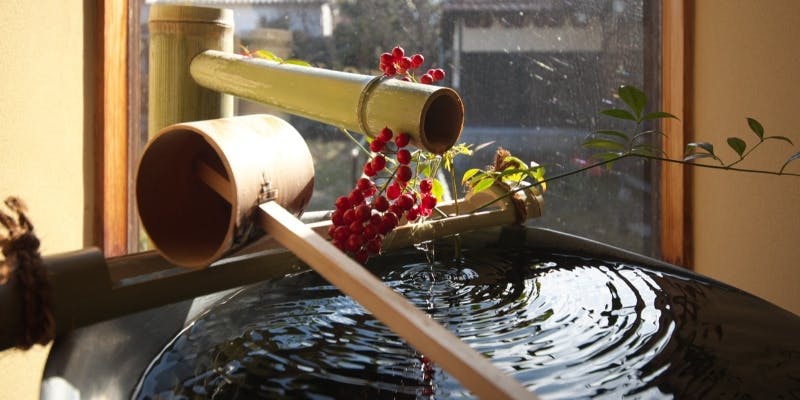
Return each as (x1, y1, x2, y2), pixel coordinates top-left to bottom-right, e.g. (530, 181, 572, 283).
(135, 247, 800, 399)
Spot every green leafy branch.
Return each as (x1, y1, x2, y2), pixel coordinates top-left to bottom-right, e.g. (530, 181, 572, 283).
(468, 85, 800, 213)
(585, 85, 800, 176)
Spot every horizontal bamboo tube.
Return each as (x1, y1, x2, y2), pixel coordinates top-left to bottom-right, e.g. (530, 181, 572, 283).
(190, 50, 464, 154)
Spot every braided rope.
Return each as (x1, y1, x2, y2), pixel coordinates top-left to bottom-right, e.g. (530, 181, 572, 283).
(0, 197, 55, 349)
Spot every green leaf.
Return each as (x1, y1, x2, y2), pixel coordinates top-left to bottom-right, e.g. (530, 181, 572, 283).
(765, 135, 794, 145)
(780, 151, 800, 173)
(594, 130, 630, 141)
(502, 155, 528, 169)
(686, 141, 716, 155)
(431, 178, 445, 201)
(683, 153, 718, 162)
(461, 168, 482, 184)
(583, 138, 626, 152)
(642, 111, 679, 121)
(601, 108, 638, 121)
(618, 85, 647, 119)
(747, 117, 764, 140)
(282, 59, 311, 67)
(727, 137, 747, 157)
(590, 152, 623, 169)
(254, 50, 282, 62)
(631, 144, 666, 157)
(471, 177, 495, 194)
(631, 130, 666, 143)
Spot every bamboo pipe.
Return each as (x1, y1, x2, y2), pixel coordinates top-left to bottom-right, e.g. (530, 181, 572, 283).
(0, 187, 540, 352)
(136, 114, 315, 268)
(190, 50, 464, 154)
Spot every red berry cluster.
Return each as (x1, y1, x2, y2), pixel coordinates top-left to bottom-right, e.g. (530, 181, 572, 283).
(379, 46, 446, 85)
(330, 127, 438, 263)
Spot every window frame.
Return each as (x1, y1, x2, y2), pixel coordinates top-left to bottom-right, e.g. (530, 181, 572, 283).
(95, 0, 690, 264)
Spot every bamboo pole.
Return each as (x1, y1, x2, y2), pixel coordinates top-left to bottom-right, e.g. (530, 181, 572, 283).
(190, 50, 464, 154)
(148, 5, 234, 137)
(259, 202, 538, 400)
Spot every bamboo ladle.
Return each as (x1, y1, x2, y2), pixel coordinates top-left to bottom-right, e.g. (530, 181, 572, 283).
(136, 114, 539, 399)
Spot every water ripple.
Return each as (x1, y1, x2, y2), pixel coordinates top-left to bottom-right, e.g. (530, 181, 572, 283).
(135, 248, 800, 399)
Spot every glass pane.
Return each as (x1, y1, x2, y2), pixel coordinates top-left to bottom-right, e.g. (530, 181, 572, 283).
(132, 0, 661, 256)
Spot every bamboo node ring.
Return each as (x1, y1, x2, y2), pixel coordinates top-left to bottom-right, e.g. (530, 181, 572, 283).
(356, 75, 387, 137)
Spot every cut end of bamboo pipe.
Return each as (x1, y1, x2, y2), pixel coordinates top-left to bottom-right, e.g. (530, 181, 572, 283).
(136, 115, 314, 269)
(415, 86, 464, 154)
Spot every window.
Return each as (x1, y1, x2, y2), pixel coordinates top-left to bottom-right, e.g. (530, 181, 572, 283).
(102, 0, 685, 261)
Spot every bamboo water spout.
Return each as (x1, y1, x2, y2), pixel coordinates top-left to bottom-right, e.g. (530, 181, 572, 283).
(190, 50, 464, 154)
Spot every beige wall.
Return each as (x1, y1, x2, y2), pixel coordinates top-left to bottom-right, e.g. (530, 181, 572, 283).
(691, 0, 800, 315)
(0, 0, 93, 399)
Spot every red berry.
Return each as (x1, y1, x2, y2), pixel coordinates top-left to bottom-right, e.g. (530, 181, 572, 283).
(392, 46, 405, 60)
(361, 186, 376, 197)
(388, 203, 403, 217)
(422, 194, 437, 210)
(369, 214, 382, 226)
(365, 237, 382, 254)
(398, 56, 412, 70)
(371, 154, 387, 171)
(343, 209, 356, 224)
(363, 162, 376, 177)
(331, 209, 345, 226)
(354, 250, 369, 264)
(370, 139, 386, 152)
(396, 149, 411, 164)
(411, 54, 424, 68)
(420, 74, 434, 84)
(383, 63, 397, 76)
(374, 195, 389, 212)
(379, 212, 399, 234)
(426, 69, 436, 76)
(349, 189, 364, 205)
(406, 208, 419, 221)
(346, 234, 363, 252)
(355, 204, 372, 222)
(378, 127, 393, 142)
(363, 224, 378, 240)
(349, 221, 364, 235)
(380, 52, 393, 65)
(395, 133, 410, 148)
(396, 165, 413, 182)
(333, 225, 349, 241)
(387, 183, 402, 200)
(327, 224, 337, 238)
(335, 195, 351, 210)
(432, 68, 445, 81)
(419, 179, 433, 194)
(397, 193, 415, 211)
(357, 177, 373, 191)
(333, 239, 346, 251)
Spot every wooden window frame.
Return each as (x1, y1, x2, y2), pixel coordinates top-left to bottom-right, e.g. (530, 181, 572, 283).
(96, 0, 690, 264)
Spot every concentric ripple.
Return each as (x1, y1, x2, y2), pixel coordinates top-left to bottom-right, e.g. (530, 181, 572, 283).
(134, 247, 800, 399)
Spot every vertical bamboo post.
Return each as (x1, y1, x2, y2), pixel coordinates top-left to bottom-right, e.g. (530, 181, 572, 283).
(148, 5, 234, 138)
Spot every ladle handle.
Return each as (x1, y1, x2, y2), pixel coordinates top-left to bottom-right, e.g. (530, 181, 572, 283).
(258, 201, 539, 400)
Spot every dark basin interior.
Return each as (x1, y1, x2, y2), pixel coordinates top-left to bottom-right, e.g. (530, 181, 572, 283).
(41, 227, 800, 399)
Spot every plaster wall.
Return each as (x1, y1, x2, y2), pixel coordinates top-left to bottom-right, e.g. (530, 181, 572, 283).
(691, 0, 800, 315)
(0, 0, 93, 399)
